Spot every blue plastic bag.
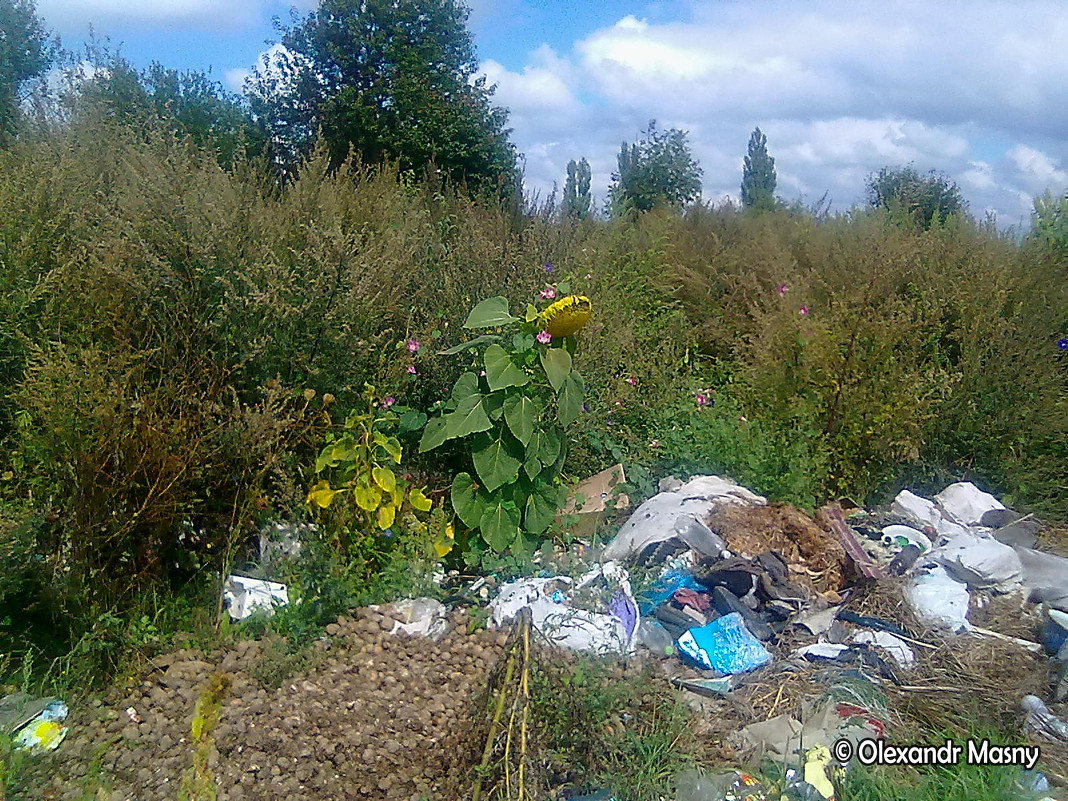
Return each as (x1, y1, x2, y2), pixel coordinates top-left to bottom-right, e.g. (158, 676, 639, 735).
(676, 612, 771, 674)
(637, 568, 704, 614)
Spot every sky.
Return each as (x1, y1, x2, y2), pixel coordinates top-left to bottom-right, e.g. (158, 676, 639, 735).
(35, 0, 1068, 227)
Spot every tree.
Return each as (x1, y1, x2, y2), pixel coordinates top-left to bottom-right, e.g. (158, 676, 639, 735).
(741, 126, 777, 211)
(249, 0, 519, 196)
(866, 164, 967, 230)
(1030, 189, 1068, 264)
(0, 0, 53, 137)
(75, 55, 267, 167)
(607, 120, 702, 214)
(562, 157, 591, 219)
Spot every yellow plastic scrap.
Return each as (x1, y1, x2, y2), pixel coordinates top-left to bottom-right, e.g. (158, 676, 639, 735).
(803, 745, 836, 800)
(14, 718, 68, 752)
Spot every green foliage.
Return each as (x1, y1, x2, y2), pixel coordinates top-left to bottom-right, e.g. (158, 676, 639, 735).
(1030, 189, 1067, 265)
(563, 157, 593, 219)
(867, 164, 967, 230)
(306, 384, 438, 557)
(0, 0, 53, 137)
(421, 295, 590, 555)
(740, 126, 777, 212)
(178, 672, 230, 801)
(249, 0, 519, 195)
(525, 652, 702, 801)
(608, 120, 702, 215)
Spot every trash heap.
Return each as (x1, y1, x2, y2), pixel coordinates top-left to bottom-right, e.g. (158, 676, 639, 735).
(486, 473, 1068, 801)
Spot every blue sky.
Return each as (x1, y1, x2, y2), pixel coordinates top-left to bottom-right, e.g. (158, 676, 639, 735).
(37, 0, 1068, 227)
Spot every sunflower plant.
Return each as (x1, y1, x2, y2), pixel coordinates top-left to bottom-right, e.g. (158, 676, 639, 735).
(420, 291, 592, 554)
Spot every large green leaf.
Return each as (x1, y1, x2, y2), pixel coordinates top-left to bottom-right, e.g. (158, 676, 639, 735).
(541, 348, 572, 393)
(450, 472, 484, 528)
(537, 428, 561, 466)
(472, 431, 522, 493)
(450, 372, 481, 406)
(523, 431, 544, 480)
(483, 390, 506, 421)
(464, 297, 518, 329)
(557, 370, 583, 426)
(438, 334, 501, 355)
(418, 416, 450, 452)
(503, 394, 538, 447)
(524, 483, 563, 535)
(447, 393, 493, 439)
(485, 344, 530, 391)
(480, 500, 521, 552)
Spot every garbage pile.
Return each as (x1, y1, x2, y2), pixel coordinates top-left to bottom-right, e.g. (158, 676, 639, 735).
(486, 473, 1068, 801)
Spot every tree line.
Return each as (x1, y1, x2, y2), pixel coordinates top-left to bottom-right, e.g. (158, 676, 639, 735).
(1, 0, 1058, 230)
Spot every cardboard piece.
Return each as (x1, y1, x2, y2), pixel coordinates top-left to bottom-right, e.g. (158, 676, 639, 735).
(557, 463, 629, 539)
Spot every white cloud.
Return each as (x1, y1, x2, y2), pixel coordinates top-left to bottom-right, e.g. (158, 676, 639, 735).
(1008, 145, 1068, 192)
(482, 50, 579, 118)
(490, 1, 1067, 225)
(224, 67, 252, 95)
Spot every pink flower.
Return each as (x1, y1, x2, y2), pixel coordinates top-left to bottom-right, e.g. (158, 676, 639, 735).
(479, 369, 487, 377)
(536, 331, 552, 344)
(696, 393, 707, 407)
(650, 440, 660, 448)
(406, 338, 420, 353)
(382, 396, 396, 408)
(799, 306, 808, 316)
(539, 286, 556, 300)
(778, 283, 787, 296)
(407, 365, 417, 374)
(626, 376, 636, 387)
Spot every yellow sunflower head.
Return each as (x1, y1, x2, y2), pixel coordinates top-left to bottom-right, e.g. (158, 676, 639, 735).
(539, 295, 592, 337)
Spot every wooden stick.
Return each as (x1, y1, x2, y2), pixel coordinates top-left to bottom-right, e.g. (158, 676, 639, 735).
(472, 646, 516, 801)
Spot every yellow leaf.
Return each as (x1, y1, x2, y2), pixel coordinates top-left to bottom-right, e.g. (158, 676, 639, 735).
(377, 503, 396, 530)
(372, 465, 396, 493)
(409, 487, 433, 512)
(433, 523, 455, 558)
(306, 480, 338, 509)
(353, 483, 381, 512)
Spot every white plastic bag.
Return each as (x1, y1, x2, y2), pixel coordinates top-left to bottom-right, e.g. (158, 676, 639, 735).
(906, 566, 971, 633)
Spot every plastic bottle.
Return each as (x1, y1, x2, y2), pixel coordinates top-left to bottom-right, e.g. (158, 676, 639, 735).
(636, 619, 675, 656)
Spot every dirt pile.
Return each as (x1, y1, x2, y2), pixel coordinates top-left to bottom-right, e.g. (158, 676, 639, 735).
(20, 607, 505, 801)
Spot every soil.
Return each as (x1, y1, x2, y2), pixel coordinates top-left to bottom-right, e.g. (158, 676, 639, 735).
(20, 606, 506, 801)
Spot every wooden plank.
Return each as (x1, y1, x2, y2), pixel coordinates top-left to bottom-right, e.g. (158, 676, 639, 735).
(818, 503, 885, 580)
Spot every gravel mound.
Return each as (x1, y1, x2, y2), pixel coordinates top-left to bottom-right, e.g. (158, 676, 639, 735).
(20, 606, 506, 801)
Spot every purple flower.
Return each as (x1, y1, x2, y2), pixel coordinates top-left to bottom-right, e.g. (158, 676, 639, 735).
(582, 402, 589, 413)
(1059, 338, 1068, 351)
(407, 365, 417, 374)
(696, 393, 707, 407)
(799, 306, 809, 316)
(382, 396, 396, 408)
(536, 330, 552, 344)
(626, 376, 636, 387)
(539, 286, 556, 300)
(543, 262, 553, 274)
(778, 283, 787, 296)
(406, 338, 420, 353)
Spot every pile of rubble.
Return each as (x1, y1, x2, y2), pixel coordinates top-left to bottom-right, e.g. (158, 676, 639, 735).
(484, 473, 1068, 800)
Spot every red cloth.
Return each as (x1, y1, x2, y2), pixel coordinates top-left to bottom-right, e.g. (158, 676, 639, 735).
(673, 588, 711, 613)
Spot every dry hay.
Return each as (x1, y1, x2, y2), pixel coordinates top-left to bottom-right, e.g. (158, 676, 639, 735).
(848, 579, 1051, 739)
(706, 503, 846, 593)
